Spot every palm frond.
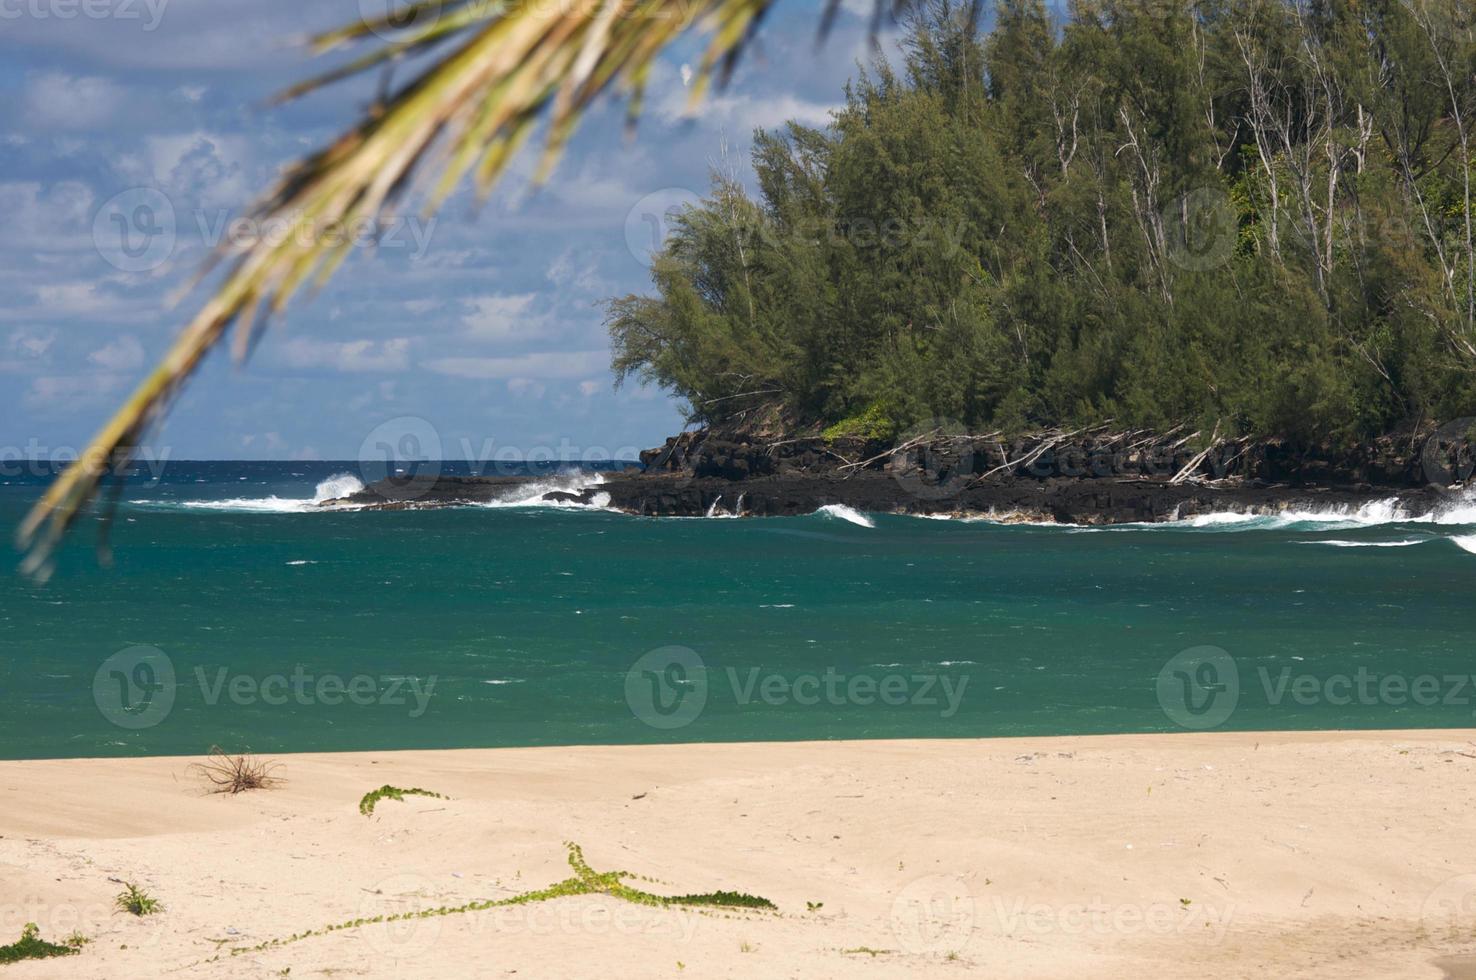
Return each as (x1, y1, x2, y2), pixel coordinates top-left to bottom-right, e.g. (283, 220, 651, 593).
(17, 0, 896, 579)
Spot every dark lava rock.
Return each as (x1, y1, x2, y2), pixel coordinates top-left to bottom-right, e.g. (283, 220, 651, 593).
(328, 425, 1464, 524)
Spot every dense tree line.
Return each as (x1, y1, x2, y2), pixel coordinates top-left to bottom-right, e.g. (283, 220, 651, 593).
(606, 0, 1476, 443)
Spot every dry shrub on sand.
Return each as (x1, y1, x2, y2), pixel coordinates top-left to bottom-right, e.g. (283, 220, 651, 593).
(191, 746, 283, 795)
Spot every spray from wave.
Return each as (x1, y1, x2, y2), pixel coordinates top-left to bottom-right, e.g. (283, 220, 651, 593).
(312, 473, 365, 503)
(476, 471, 611, 510)
(1297, 538, 1429, 548)
(1055, 487, 1476, 534)
(163, 473, 367, 514)
(815, 503, 875, 528)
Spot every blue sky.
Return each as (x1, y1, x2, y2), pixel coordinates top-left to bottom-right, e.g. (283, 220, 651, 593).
(0, 0, 900, 460)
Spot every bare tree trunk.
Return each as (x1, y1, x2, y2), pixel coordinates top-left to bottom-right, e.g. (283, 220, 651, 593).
(1411, 0, 1476, 336)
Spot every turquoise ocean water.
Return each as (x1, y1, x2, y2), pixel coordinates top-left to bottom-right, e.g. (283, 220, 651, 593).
(1, 462, 1473, 760)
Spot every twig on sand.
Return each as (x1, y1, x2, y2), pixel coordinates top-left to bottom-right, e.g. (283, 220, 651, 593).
(190, 747, 283, 795)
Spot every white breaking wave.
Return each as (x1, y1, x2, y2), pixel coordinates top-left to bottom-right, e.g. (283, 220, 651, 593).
(1071, 488, 1476, 533)
(1171, 497, 1416, 531)
(169, 472, 367, 514)
(1298, 538, 1429, 548)
(815, 503, 875, 528)
(313, 472, 365, 502)
(1451, 535, 1476, 554)
(476, 471, 611, 510)
(152, 470, 619, 515)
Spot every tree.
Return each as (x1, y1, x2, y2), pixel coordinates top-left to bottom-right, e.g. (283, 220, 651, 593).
(606, 1, 1476, 445)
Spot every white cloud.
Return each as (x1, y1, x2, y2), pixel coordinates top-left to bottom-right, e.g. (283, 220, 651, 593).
(144, 132, 251, 210)
(24, 373, 128, 412)
(422, 350, 608, 380)
(8, 329, 56, 360)
(461, 293, 539, 340)
(279, 337, 411, 373)
(506, 378, 546, 399)
(706, 93, 839, 132)
(579, 380, 602, 397)
(0, 181, 96, 252)
(651, 63, 838, 133)
(24, 72, 125, 130)
(34, 282, 110, 315)
(547, 248, 610, 295)
(88, 335, 145, 372)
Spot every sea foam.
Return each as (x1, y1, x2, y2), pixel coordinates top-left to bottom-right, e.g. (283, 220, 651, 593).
(170, 472, 366, 513)
(475, 471, 611, 510)
(815, 503, 875, 528)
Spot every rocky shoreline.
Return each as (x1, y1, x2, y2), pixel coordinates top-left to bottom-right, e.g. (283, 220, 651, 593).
(331, 424, 1472, 524)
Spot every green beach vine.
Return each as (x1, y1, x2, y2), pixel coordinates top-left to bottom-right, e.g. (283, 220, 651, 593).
(222, 842, 775, 958)
(358, 785, 448, 816)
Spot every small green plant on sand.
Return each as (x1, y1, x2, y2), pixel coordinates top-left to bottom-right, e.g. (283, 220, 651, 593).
(0, 924, 84, 965)
(841, 947, 893, 957)
(359, 785, 449, 816)
(114, 882, 163, 917)
(224, 842, 775, 958)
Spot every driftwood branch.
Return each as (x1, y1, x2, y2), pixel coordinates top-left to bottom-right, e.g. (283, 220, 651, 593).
(971, 425, 1090, 483)
(1169, 422, 1222, 484)
(838, 429, 941, 472)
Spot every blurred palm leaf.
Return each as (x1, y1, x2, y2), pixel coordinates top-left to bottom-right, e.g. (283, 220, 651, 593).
(17, 0, 910, 579)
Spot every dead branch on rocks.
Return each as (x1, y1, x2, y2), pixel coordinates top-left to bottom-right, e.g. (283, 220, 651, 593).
(1170, 422, 1222, 484)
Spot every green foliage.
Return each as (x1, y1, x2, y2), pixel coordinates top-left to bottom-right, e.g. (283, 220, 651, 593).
(358, 785, 448, 816)
(114, 884, 162, 917)
(665, 890, 777, 910)
(0, 924, 82, 965)
(822, 403, 898, 443)
(114, 882, 163, 917)
(607, 0, 1476, 444)
(222, 842, 776, 959)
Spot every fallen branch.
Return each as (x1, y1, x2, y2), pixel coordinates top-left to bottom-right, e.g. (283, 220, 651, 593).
(1169, 422, 1222, 485)
(971, 426, 1087, 483)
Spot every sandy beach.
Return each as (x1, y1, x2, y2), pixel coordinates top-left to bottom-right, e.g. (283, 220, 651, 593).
(2, 731, 1474, 978)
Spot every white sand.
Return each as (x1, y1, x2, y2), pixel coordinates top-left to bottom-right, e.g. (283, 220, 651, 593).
(2, 731, 1475, 978)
